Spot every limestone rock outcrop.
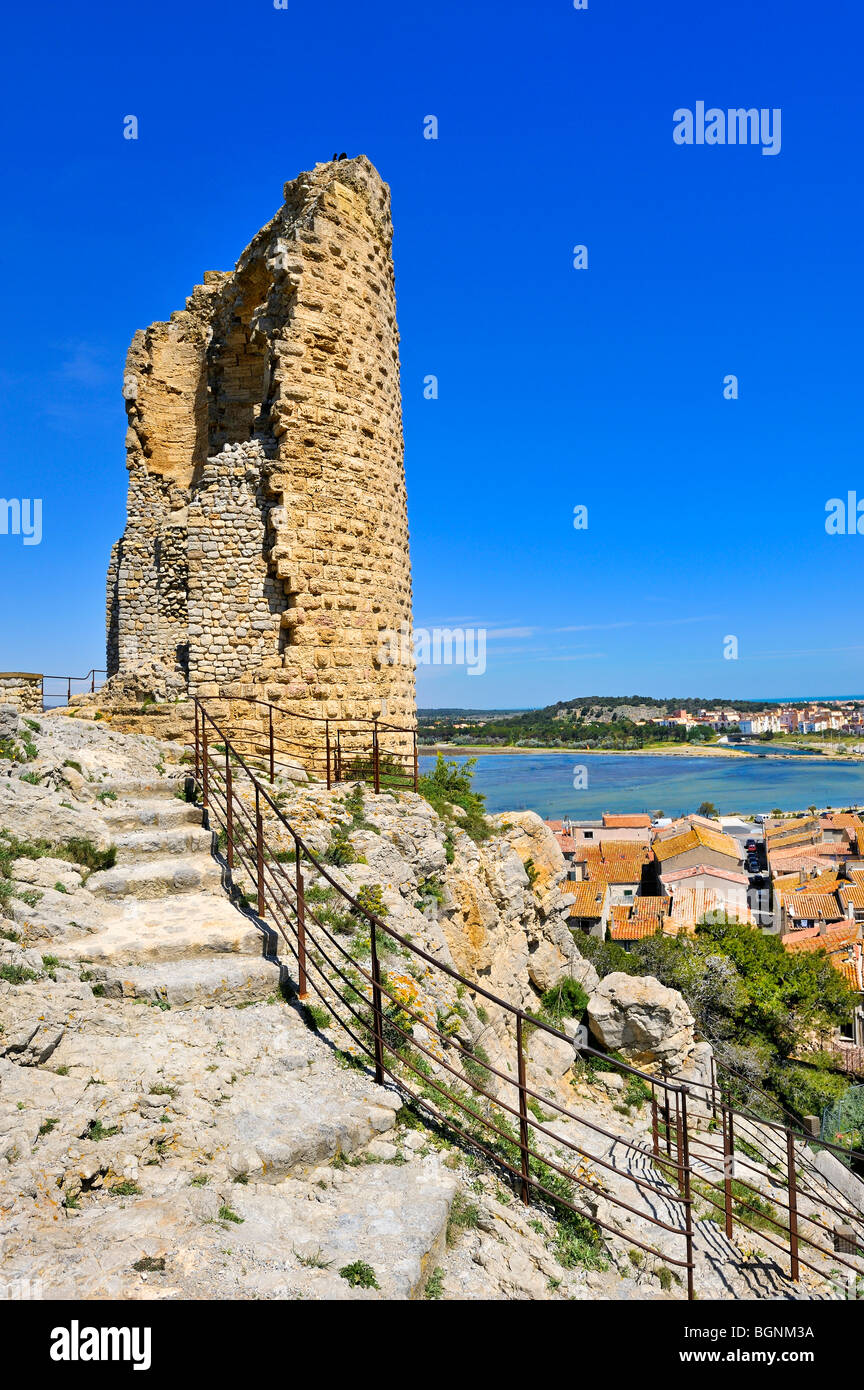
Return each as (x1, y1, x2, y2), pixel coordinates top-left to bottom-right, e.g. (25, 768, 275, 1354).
(587, 972, 697, 1075)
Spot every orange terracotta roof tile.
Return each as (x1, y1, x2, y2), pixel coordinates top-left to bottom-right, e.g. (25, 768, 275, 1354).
(782, 923, 860, 952)
(602, 813, 652, 829)
(567, 880, 607, 918)
(585, 842, 651, 884)
(839, 882, 864, 910)
(652, 823, 741, 863)
(785, 893, 844, 922)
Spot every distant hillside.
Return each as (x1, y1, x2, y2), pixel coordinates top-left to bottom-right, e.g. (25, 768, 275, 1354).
(417, 708, 529, 722)
(418, 695, 775, 750)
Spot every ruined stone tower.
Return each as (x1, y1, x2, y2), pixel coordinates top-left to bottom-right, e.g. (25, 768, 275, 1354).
(106, 156, 415, 738)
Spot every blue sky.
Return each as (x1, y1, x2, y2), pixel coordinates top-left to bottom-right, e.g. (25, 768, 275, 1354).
(0, 0, 861, 708)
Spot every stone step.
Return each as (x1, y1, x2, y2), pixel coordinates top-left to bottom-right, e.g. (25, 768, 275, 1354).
(183, 1161, 458, 1299)
(101, 798, 203, 832)
(55, 893, 271, 966)
(5, 1153, 456, 1301)
(87, 853, 223, 901)
(113, 825, 215, 864)
(89, 776, 186, 803)
(86, 954, 285, 1008)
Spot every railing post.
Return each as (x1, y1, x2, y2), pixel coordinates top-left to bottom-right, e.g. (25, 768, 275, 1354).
(369, 917, 385, 1085)
(787, 1128, 800, 1281)
(651, 1086, 660, 1158)
(674, 1090, 684, 1195)
(680, 1087, 695, 1302)
(335, 730, 342, 783)
(295, 839, 307, 1000)
(194, 701, 200, 788)
(325, 719, 331, 791)
(225, 750, 234, 871)
(412, 730, 418, 792)
(269, 705, 274, 785)
(67, 677, 71, 704)
(372, 719, 380, 794)
(663, 1093, 672, 1159)
(201, 719, 209, 814)
(709, 1053, 718, 1122)
(516, 1015, 531, 1205)
(90, 670, 95, 693)
(721, 1102, 734, 1240)
(256, 787, 265, 920)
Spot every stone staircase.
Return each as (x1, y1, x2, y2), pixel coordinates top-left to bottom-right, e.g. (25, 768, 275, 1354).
(57, 780, 277, 1001)
(21, 774, 850, 1301)
(23, 774, 459, 1298)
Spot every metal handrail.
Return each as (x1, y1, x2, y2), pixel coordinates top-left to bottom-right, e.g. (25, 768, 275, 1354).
(188, 695, 864, 1298)
(41, 668, 106, 708)
(191, 696, 698, 1297)
(198, 695, 419, 792)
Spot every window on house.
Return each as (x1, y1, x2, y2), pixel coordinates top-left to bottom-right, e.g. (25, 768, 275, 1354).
(584, 831, 594, 840)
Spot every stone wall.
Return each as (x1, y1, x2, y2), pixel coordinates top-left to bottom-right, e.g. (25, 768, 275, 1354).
(0, 674, 43, 715)
(107, 156, 415, 751)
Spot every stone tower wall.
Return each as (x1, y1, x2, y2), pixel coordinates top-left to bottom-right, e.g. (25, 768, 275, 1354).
(107, 157, 415, 745)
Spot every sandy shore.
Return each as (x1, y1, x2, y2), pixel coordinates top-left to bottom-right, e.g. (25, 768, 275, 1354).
(424, 742, 842, 762)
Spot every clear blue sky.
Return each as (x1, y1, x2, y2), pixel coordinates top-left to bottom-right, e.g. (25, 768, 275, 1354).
(1, 0, 861, 708)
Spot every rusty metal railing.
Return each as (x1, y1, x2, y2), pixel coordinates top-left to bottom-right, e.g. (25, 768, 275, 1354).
(194, 695, 418, 793)
(188, 699, 864, 1298)
(191, 696, 698, 1296)
(41, 669, 106, 710)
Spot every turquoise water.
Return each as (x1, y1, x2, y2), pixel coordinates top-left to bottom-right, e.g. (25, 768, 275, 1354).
(419, 753, 864, 819)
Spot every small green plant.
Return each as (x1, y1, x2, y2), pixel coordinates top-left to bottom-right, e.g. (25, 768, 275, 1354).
(0, 962, 39, 985)
(339, 1260, 379, 1289)
(113, 1180, 142, 1196)
(303, 1003, 331, 1031)
(38, 1117, 59, 1137)
(218, 1204, 244, 1224)
(132, 1256, 165, 1272)
(446, 1191, 480, 1245)
(353, 883, 388, 922)
(538, 977, 589, 1022)
(424, 1267, 445, 1300)
(86, 1119, 120, 1141)
(294, 1246, 332, 1269)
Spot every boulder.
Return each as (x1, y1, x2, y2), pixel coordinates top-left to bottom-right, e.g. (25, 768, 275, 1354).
(0, 705, 20, 741)
(490, 811, 567, 900)
(0, 777, 111, 851)
(587, 973, 696, 1075)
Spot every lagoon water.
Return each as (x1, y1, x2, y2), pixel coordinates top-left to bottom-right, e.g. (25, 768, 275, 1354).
(419, 753, 864, 820)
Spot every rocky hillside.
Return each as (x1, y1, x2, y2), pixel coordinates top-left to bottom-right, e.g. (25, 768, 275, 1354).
(0, 708, 848, 1300)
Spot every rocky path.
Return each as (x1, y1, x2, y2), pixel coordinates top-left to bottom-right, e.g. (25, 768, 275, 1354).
(4, 712, 858, 1301)
(0, 740, 596, 1300)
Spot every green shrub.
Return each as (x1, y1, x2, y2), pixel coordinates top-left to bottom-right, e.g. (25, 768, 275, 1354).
(539, 977, 589, 1022)
(339, 1260, 379, 1289)
(418, 755, 491, 844)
